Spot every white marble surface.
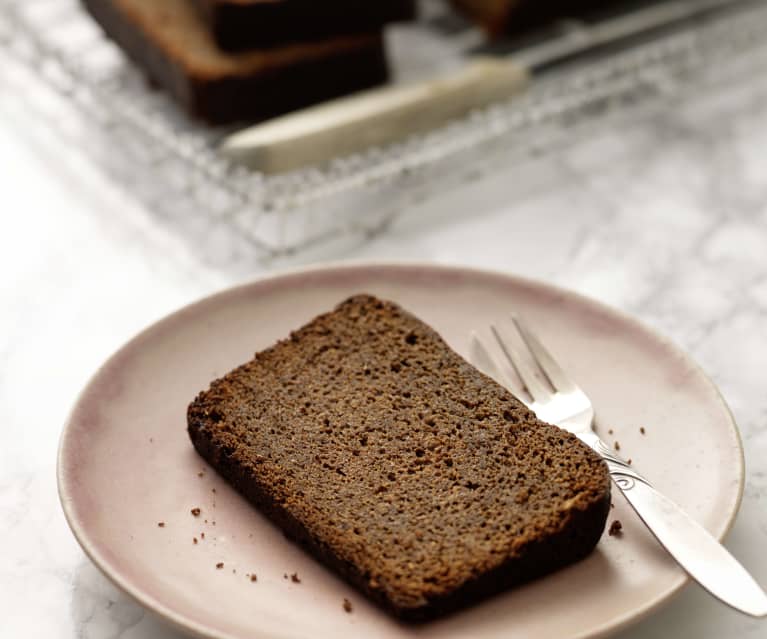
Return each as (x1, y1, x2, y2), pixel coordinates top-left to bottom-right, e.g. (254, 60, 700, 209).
(2, 42, 767, 639)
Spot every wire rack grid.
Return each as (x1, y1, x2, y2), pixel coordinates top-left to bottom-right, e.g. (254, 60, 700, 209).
(2, 0, 767, 264)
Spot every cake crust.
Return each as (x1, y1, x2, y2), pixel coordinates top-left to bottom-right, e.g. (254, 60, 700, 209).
(187, 294, 611, 620)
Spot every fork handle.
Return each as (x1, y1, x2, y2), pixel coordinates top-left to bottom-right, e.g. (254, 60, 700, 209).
(578, 432, 767, 618)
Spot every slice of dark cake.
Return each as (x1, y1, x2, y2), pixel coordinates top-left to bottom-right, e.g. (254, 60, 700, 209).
(82, 0, 388, 124)
(450, 0, 620, 36)
(192, 0, 417, 51)
(187, 294, 611, 620)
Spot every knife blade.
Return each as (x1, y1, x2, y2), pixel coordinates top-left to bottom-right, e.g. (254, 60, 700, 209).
(219, 0, 750, 174)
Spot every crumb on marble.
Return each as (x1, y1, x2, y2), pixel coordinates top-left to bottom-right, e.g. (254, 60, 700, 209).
(609, 520, 623, 537)
(343, 598, 352, 613)
(191, 507, 201, 517)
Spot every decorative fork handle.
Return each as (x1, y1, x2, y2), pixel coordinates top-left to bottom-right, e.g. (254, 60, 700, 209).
(578, 431, 767, 617)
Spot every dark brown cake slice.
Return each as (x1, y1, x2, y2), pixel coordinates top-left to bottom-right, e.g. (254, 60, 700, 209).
(187, 295, 611, 621)
(82, 0, 388, 124)
(450, 0, 619, 36)
(192, 0, 417, 51)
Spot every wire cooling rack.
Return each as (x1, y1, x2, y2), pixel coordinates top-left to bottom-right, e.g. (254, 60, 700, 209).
(2, 0, 767, 264)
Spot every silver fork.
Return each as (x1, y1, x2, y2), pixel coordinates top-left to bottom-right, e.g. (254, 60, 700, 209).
(470, 315, 767, 618)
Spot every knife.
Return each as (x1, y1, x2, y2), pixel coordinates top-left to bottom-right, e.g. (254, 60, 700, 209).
(220, 0, 749, 174)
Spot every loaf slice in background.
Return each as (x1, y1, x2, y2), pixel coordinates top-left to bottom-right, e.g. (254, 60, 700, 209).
(82, 0, 388, 124)
(192, 0, 417, 51)
(450, 0, 619, 36)
(187, 294, 611, 621)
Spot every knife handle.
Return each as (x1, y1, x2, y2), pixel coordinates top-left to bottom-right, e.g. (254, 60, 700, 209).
(219, 57, 530, 174)
(578, 432, 767, 617)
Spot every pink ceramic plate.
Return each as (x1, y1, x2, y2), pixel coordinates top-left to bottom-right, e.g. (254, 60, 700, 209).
(58, 263, 744, 639)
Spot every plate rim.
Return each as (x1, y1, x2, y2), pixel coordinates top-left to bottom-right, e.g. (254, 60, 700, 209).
(57, 260, 745, 639)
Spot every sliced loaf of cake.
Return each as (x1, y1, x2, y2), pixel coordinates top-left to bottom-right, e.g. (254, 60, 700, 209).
(83, 0, 388, 124)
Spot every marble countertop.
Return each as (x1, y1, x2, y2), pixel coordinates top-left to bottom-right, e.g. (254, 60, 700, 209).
(2, 34, 767, 639)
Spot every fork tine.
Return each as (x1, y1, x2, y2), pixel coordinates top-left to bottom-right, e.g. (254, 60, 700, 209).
(469, 331, 521, 395)
(511, 315, 578, 394)
(469, 331, 502, 384)
(490, 324, 552, 404)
